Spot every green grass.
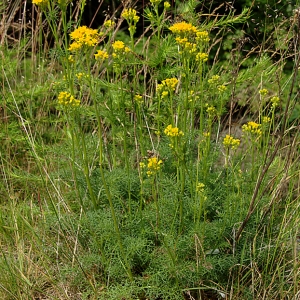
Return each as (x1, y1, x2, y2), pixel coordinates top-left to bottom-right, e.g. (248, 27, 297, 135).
(1, 0, 300, 299)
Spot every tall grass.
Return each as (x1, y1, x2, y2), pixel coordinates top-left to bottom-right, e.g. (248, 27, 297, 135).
(0, 0, 299, 299)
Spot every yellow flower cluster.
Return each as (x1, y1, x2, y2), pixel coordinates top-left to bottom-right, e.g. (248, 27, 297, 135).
(196, 31, 210, 43)
(104, 20, 115, 28)
(58, 92, 80, 107)
(164, 125, 184, 137)
(208, 75, 226, 92)
(164, 1, 171, 9)
(259, 89, 268, 96)
(196, 182, 205, 193)
(223, 134, 240, 150)
(122, 8, 140, 23)
(32, 0, 48, 5)
(206, 105, 217, 117)
(262, 116, 271, 123)
(112, 40, 131, 58)
(242, 121, 262, 136)
(270, 96, 280, 108)
(175, 37, 197, 54)
(208, 75, 220, 84)
(217, 85, 227, 92)
(68, 55, 75, 63)
(141, 157, 162, 176)
(169, 22, 197, 36)
(157, 78, 178, 95)
(188, 90, 199, 102)
(196, 52, 208, 62)
(68, 26, 100, 52)
(75, 72, 89, 80)
(94, 49, 109, 60)
(134, 94, 143, 104)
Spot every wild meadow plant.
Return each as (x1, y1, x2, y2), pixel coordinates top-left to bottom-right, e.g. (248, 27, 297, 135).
(0, 0, 300, 299)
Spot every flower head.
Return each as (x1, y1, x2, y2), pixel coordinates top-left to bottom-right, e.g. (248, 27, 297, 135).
(104, 20, 115, 28)
(206, 105, 217, 117)
(68, 55, 75, 63)
(262, 116, 271, 123)
(32, 0, 48, 5)
(242, 121, 262, 136)
(196, 52, 208, 62)
(112, 40, 125, 51)
(208, 75, 220, 85)
(164, 2, 171, 9)
(259, 89, 269, 96)
(75, 72, 89, 80)
(169, 22, 198, 36)
(217, 85, 227, 92)
(122, 8, 140, 23)
(223, 134, 240, 150)
(58, 92, 80, 107)
(196, 30, 210, 43)
(156, 78, 178, 96)
(164, 125, 184, 137)
(134, 94, 143, 104)
(146, 157, 163, 176)
(112, 40, 131, 59)
(196, 183, 205, 193)
(68, 26, 100, 51)
(270, 96, 280, 109)
(94, 49, 109, 60)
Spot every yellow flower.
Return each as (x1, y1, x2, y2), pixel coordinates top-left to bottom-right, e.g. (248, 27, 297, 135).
(68, 42, 82, 52)
(196, 183, 205, 193)
(175, 37, 188, 45)
(217, 85, 227, 92)
(58, 92, 80, 107)
(164, 1, 171, 9)
(68, 26, 100, 51)
(206, 105, 216, 117)
(242, 121, 262, 136)
(164, 125, 184, 137)
(259, 89, 268, 96)
(134, 94, 143, 103)
(112, 40, 125, 51)
(262, 116, 271, 123)
(104, 20, 115, 28)
(68, 55, 75, 63)
(223, 134, 240, 150)
(32, 0, 48, 5)
(160, 91, 168, 98)
(76, 72, 84, 80)
(146, 157, 163, 176)
(196, 52, 208, 62)
(94, 49, 109, 60)
(169, 22, 197, 36)
(157, 78, 178, 94)
(208, 75, 220, 84)
(112, 40, 131, 59)
(156, 78, 178, 97)
(270, 96, 280, 108)
(122, 8, 140, 23)
(196, 30, 210, 43)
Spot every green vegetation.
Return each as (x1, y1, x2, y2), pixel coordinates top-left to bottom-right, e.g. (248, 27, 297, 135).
(0, 0, 299, 299)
